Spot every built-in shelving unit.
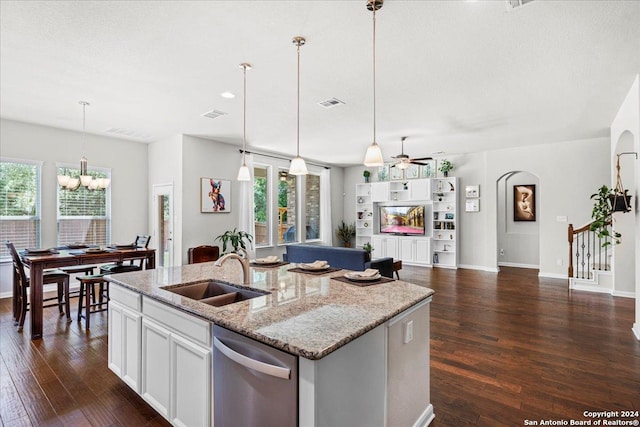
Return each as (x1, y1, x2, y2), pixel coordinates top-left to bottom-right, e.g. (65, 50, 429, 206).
(355, 183, 373, 249)
(431, 177, 457, 268)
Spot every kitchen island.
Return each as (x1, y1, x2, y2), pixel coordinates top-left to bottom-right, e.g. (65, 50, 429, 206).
(106, 260, 435, 427)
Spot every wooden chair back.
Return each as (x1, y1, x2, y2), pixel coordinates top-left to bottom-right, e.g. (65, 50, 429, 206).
(135, 235, 151, 248)
(188, 245, 220, 264)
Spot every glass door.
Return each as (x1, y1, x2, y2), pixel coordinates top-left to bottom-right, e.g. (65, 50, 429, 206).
(153, 184, 174, 268)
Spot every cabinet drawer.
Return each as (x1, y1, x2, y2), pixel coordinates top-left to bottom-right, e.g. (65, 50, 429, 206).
(142, 297, 211, 347)
(110, 284, 142, 312)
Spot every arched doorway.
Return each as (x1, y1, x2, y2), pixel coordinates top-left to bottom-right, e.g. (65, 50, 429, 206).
(496, 171, 540, 269)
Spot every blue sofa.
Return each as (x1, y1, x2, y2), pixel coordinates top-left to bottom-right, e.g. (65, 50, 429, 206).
(282, 244, 394, 278)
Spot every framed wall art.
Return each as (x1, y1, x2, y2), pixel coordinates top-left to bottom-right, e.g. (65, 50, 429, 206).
(405, 164, 420, 179)
(465, 185, 479, 198)
(377, 164, 389, 182)
(390, 166, 404, 180)
(201, 178, 231, 213)
(465, 199, 479, 212)
(420, 160, 437, 178)
(513, 184, 535, 221)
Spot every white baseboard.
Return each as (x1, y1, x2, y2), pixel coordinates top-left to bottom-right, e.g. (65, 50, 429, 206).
(633, 323, 640, 341)
(570, 282, 613, 294)
(458, 264, 499, 273)
(499, 262, 540, 269)
(413, 403, 435, 427)
(0, 291, 11, 300)
(612, 290, 635, 298)
(539, 272, 568, 279)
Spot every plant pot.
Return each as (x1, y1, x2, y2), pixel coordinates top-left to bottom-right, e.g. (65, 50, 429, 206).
(365, 252, 371, 262)
(609, 194, 632, 213)
(443, 171, 448, 177)
(344, 242, 352, 248)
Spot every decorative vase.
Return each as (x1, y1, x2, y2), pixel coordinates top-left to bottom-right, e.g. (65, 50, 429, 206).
(364, 176, 369, 183)
(443, 171, 448, 177)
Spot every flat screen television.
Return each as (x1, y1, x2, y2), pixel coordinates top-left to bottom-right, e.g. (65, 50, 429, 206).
(379, 205, 425, 235)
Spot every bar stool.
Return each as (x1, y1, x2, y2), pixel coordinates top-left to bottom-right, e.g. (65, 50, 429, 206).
(77, 275, 109, 328)
(60, 265, 97, 299)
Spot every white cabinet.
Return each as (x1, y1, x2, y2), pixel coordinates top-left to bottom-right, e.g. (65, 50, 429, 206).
(431, 177, 457, 268)
(109, 285, 142, 394)
(371, 182, 390, 202)
(409, 179, 430, 200)
(399, 237, 431, 266)
(371, 234, 399, 259)
(355, 183, 374, 249)
(141, 318, 171, 418)
(108, 284, 212, 427)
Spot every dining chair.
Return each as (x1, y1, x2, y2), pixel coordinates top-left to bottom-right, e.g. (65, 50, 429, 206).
(187, 245, 220, 264)
(99, 235, 151, 274)
(5, 242, 71, 330)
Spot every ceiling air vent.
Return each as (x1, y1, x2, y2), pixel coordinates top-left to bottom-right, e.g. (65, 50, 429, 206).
(201, 109, 227, 119)
(505, 0, 535, 11)
(318, 98, 345, 109)
(104, 128, 154, 141)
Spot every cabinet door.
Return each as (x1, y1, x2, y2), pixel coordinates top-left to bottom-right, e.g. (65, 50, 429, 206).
(121, 308, 142, 392)
(415, 240, 431, 264)
(371, 182, 390, 202)
(108, 301, 125, 378)
(141, 318, 171, 418)
(372, 235, 385, 257)
(384, 237, 398, 259)
(170, 334, 211, 427)
(399, 238, 415, 262)
(409, 179, 430, 200)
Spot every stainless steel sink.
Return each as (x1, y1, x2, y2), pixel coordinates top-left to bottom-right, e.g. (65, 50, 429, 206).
(162, 281, 268, 307)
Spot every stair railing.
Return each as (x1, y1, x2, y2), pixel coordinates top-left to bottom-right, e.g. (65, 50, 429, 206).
(568, 222, 611, 279)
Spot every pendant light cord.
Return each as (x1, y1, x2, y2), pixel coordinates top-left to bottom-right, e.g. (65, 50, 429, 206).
(297, 40, 301, 158)
(243, 64, 247, 163)
(372, 6, 377, 145)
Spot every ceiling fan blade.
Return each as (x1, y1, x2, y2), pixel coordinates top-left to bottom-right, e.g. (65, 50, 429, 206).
(410, 157, 433, 161)
(411, 161, 430, 166)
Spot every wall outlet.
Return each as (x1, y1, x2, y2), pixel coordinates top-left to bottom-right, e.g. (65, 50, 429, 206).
(404, 321, 414, 344)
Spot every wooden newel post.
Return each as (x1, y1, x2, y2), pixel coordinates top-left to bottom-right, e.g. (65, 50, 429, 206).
(567, 223, 574, 278)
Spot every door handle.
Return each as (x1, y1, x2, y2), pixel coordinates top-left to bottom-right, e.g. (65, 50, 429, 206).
(214, 337, 290, 380)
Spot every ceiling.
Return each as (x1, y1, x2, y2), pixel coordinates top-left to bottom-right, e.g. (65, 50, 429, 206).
(1, 0, 639, 167)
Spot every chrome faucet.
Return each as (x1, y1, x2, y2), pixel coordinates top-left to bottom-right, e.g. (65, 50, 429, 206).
(214, 248, 250, 284)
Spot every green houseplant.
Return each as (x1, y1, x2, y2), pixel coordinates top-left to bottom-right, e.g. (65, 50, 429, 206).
(362, 242, 373, 261)
(335, 221, 356, 248)
(439, 159, 453, 177)
(363, 170, 371, 183)
(215, 228, 253, 254)
(589, 185, 621, 247)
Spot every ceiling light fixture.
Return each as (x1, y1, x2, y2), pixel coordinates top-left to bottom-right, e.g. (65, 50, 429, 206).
(363, 0, 385, 167)
(237, 63, 252, 181)
(57, 101, 110, 191)
(289, 36, 309, 176)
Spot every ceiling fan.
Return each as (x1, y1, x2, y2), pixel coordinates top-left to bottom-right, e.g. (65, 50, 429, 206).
(390, 137, 432, 169)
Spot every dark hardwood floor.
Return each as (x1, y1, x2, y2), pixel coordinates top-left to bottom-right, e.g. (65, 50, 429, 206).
(1, 267, 638, 426)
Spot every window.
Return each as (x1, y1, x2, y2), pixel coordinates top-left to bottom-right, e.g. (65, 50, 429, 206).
(253, 165, 270, 246)
(304, 173, 321, 241)
(0, 159, 40, 258)
(279, 169, 297, 244)
(57, 167, 110, 245)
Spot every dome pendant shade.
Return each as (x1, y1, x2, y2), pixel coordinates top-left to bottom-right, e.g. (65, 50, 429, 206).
(364, 142, 384, 167)
(289, 156, 308, 175)
(237, 161, 251, 181)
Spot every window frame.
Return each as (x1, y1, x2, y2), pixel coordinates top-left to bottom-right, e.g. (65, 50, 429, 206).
(0, 157, 42, 259)
(253, 163, 272, 248)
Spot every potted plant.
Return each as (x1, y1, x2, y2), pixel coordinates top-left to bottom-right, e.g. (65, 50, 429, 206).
(439, 159, 453, 177)
(363, 170, 371, 183)
(589, 185, 621, 247)
(215, 228, 253, 254)
(335, 221, 356, 248)
(362, 242, 373, 261)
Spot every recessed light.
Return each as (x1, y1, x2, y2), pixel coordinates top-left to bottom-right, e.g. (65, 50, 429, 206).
(220, 92, 235, 99)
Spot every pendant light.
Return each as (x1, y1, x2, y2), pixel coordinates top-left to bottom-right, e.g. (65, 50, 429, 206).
(57, 101, 110, 190)
(363, 0, 385, 167)
(289, 36, 308, 176)
(237, 63, 252, 181)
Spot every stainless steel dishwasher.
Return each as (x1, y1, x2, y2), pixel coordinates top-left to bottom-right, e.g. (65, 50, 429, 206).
(213, 325, 298, 427)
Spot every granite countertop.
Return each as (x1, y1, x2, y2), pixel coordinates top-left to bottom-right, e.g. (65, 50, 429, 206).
(105, 261, 434, 360)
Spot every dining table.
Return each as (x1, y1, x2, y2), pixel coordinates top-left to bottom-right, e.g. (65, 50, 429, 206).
(20, 245, 156, 340)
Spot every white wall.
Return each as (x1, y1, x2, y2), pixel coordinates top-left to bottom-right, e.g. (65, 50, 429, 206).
(0, 118, 148, 296)
(343, 137, 610, 276)
(610, 75, 639, 338)
(148, 134, 183, 267)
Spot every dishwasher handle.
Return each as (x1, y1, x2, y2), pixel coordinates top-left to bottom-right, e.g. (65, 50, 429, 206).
(214, 337, 291, 380)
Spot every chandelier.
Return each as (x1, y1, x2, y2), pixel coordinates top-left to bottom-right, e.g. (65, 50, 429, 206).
(57, 101, 110, 190)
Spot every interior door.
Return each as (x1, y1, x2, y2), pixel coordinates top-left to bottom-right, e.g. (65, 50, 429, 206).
(153, 184, 174, 268)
